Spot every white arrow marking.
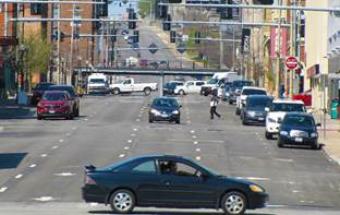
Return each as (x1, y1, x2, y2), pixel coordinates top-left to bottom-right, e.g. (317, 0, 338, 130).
(15, 174, 23, 179)
(127, 139, 133, 143)
(34, 196, 54, 202)
(54, 172, 75, 177)
(41, 154, 48, 158)
(0, 187, 8, 192)
(193, 141, 198, 145)
(195, 156, 201, 161)
(119, 154, 125, 158)
(29, 164, 37, 168)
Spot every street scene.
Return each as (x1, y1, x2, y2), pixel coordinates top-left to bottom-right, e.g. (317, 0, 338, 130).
(1, 0, 340, 215)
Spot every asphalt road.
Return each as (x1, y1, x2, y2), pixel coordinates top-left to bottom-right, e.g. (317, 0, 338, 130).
(1, 94, 340, 214)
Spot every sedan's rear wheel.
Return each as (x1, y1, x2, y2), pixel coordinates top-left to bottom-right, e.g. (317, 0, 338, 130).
(222, 191, 247, 215)
(110, 189, 135, 214)
(179, 90, 185, 96)
(144, 87, 151, 96)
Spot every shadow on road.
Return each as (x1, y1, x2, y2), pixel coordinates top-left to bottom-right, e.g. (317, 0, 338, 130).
(0, 153, 27, 169)
(0, 106, 36, 120)
(88, 210, 275, 215)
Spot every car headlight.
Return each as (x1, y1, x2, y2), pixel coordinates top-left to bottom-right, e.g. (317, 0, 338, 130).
(249, 184, 264, 193)
(151, 109, 160, 115)
(247, 111, 256, 117)
(310, 132, 318, 138)
(280, 131, 289, 136)
(267, 117, 276, 123)
(172, 110, 179, 115)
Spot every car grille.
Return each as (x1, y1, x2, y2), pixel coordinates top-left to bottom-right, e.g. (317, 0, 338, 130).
(47, 105, 62, 109)
(290, 130, 308, 137)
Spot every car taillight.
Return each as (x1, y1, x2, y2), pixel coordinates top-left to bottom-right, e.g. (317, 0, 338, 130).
(85, 175, 97, 185)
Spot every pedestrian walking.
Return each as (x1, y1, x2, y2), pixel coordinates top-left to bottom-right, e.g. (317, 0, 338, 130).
(210, 90, 221, 119)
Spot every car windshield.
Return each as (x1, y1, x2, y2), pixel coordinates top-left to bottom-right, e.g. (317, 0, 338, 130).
(283, 115, 314, 127)
(89, 79, 105, 83)
(49, 87, 76, 97)
(42, 93, 66, 101)
(271, 103, 305, 112)
(207, 79, 218, 84)
(243, 89, 266, 95)
(152, 98, 179, 108)
(36, 83, 54, 90)
(247, 98, 272, 108)
(232, 81, 252, 88)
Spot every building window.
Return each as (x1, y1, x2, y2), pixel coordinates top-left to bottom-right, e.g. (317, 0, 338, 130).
(31, 3, 42, 15)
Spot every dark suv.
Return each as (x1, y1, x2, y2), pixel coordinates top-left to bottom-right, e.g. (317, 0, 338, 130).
(241, 95, 273, 125)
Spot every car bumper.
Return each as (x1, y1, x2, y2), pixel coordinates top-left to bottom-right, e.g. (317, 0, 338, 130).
(279, 135, 318, 145)
(82, 186, 106, 204)
(38, 112, 70, 118)
(149, 113, 180, 121)
(266, 122, 280, 134)
(244, 115, 266, 123)
(247, 192, 269, 209)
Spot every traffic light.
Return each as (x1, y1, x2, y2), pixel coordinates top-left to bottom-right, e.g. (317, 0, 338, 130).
(73, 32, 80, 39)
(159, 5, 168, 19)
(194, 31, 201, 44)
(133, 30, 139, 43)
(128, 9, 137, 30)
(170, 31, 176, 43)
(163, 14, 171, 31)
(253, 0, 274, 4)
(31, 3, 42, 15)
(60, 32, 65, 42)
(111, 29, 117, 42)
(241, 28, 251, 54)
(96, 0, 108, 17)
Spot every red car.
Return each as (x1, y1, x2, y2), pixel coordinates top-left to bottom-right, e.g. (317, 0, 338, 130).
(37, 91, 74, 120)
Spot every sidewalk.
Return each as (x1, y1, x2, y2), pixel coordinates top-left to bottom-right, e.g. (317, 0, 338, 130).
(314, 113, 340, 165)
(0, 98, 36, 120)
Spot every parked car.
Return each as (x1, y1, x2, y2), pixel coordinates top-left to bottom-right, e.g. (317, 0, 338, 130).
(236, 87, 267, 115)
(47, 85, 80, 117)
(163, 81, 184, 95)
(265, 100, 306, 139)
(110, 78, 158, 96)
(31, 82, 55, 105)
(174, 80, 206, 95)
(149, 97, 181, 124)
(227, 80, 253, 105)
(241, 95, 273, 125)
(82, 155, 268, 215)
(277, 112, 320, 149)
(37, 91, 74, 120)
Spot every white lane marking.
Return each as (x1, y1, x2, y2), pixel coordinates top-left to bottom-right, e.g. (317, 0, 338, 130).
(195, 156, 201, 161)
(89, 203, 99, 207)
(133, 128, 138, 131)
(236, 177, 270, 181)
(0, 126, 4, 132)
(34, 196, 55, 202)
(127, 139, 133, 143)
(66, 133, 71, 136)
(131, 133, 136, 137)
(196, 148, 201, 152)
(84, 118, 89, 121)
(292, 190, 301, 193)
(193, 141, 198, 145)
(192, 135, 197, 139)
(267, 204, 289, 208)
(41, 154, 48, 158)
(54, 172, 75, 177)
(29, 164, 37, 168)
(288, 181, 296, 185)
(59, 139, 64, 143)
(119, 154, 125, 158)
(136, 118, 141, 122)
(52, 145, 59, 150)
(276, 158, 293, 162)
(0, 187, 8, 193)
(124, 146, 130, 150)
(72, 127, 77, 130)
(15, 174, 23, 179)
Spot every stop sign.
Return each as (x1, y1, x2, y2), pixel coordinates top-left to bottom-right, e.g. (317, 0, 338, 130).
(285, 56, 298, 70)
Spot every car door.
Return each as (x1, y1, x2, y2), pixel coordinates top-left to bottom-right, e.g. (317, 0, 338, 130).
(121, 79, 133, 92)
(194, 81, 205, 93)
(185, 82, 195, 93)
(158, 159, 217, 207)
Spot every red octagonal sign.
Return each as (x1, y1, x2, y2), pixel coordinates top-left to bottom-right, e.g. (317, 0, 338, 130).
(285, 56, 298, 70)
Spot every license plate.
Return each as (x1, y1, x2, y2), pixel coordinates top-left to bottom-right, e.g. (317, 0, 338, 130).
(161, 114, 168, 118)
(49, 110, 56, 114)
(295, 137, 303, 142)
(258, 117, 264, 121)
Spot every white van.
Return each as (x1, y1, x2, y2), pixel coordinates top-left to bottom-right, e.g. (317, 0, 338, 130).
(87, 73, 110, 94)
(201, 72, 241, 96)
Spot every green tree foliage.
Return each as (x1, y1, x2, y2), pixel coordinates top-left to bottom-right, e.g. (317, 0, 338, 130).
(138, 0, 155, 18)
(23, 33, 51, 75)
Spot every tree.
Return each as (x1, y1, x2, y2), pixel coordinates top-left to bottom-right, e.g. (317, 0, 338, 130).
(22, 33, 52, 89)
(138, 0, 155, 18)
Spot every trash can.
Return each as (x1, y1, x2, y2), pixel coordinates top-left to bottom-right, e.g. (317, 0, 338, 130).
(330, 99, 339, 119)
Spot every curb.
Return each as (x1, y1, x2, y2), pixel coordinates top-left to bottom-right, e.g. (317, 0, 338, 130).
(321, 143, 340, 166)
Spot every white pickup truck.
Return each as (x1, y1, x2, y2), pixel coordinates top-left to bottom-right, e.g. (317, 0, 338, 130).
(110, 78, 158, 96)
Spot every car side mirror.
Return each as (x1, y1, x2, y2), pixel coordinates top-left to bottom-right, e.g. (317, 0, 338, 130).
(179, 105, 182, 108)
(265, 107, 270, 112)
(316, 123, 321, 127)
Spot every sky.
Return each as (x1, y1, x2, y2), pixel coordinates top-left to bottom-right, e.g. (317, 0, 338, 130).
(109, 0, 138, 20)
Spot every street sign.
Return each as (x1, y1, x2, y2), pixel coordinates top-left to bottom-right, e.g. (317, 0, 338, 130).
(177, 43, 186, 54)
(148, 43, 158, 54)
(285, 56, 298, 70)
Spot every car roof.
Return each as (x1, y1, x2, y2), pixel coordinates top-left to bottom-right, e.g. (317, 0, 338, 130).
(49, 85, 74, 88)
(153, 96, 177, 100)
(284, 112, 313, 117)
(273, 99, 304, 104)
(44, 90, 68, 94)
(128, 154, 187, 161)
(246, 95, 272, 99)
(242, 86, 266, 91)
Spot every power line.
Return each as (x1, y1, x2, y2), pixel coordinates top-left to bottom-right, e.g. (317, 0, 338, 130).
(2, 0, 104, 4)
(165, 20, 291, 27)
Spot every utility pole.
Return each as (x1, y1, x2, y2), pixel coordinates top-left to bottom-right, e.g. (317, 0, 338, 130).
(276, 0, 282, 98)
(70, 3, 75, 85)
(289, 0, 296, 98)
(219, 21, 223, 71)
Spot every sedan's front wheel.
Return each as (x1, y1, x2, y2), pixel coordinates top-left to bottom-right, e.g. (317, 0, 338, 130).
(110, 189, 135, 214)
(221, 191, 247, 215)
